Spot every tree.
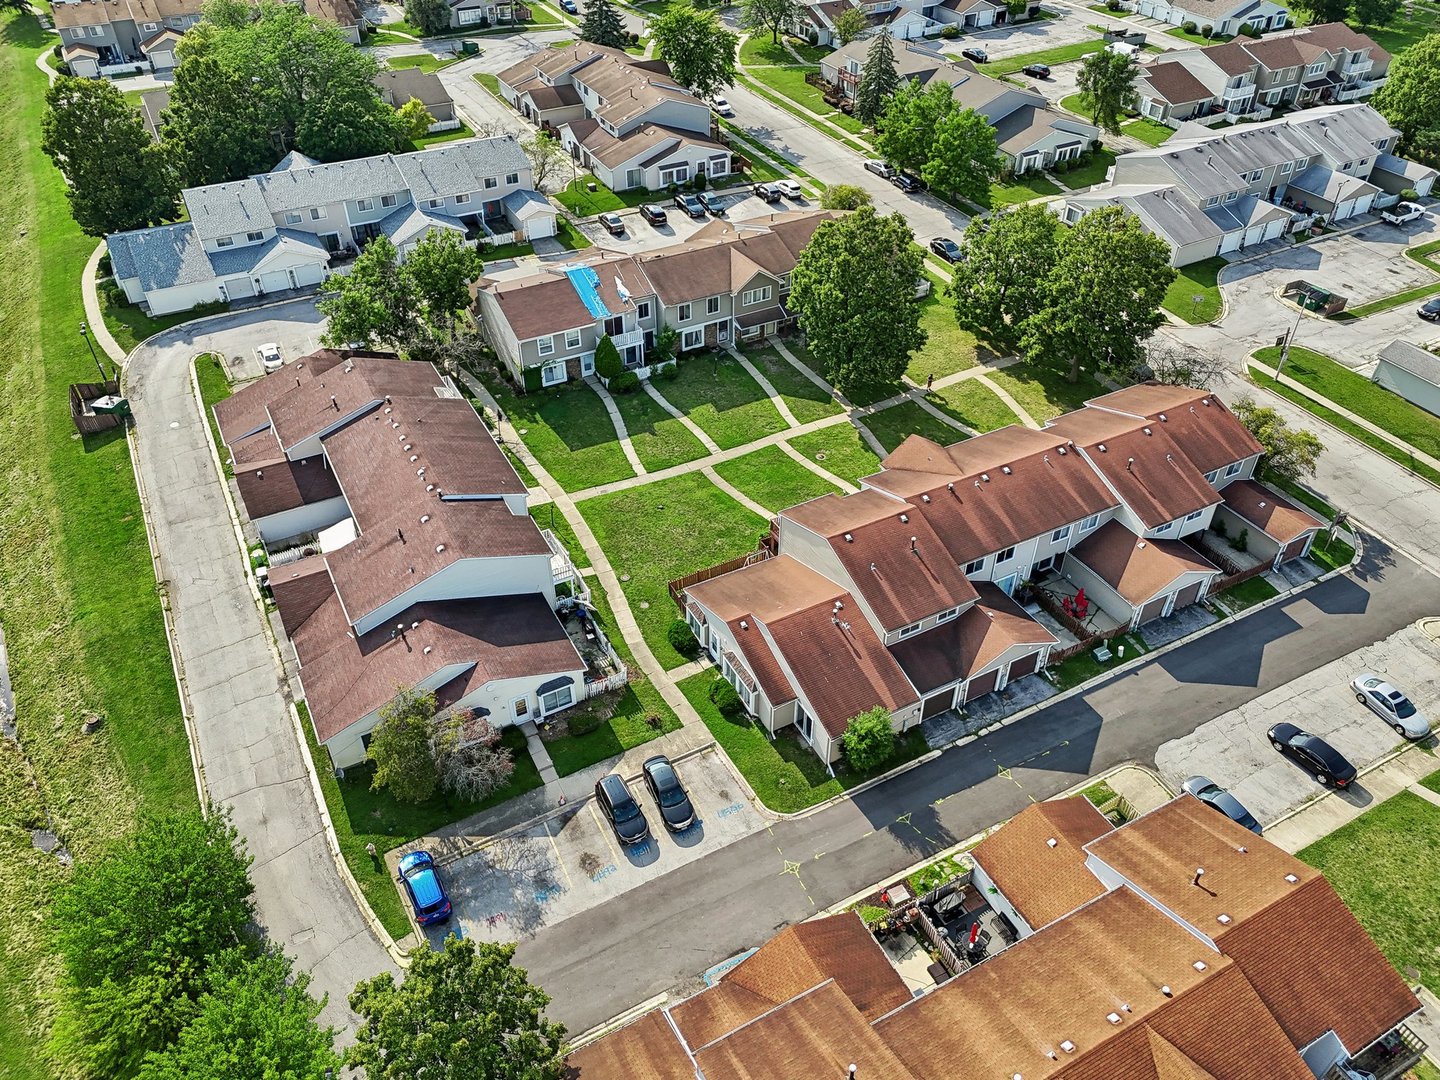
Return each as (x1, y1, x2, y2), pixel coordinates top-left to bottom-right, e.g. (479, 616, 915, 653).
(42, 76, 178, 236)
(841, 707, 895, 772)
(1288, 0, 1349, 23)
(367, 686, 441, 803)
(594, 334, 623, 378)
(162, 52, 281, 187)
(348, 937, 567, 1080)
(404, 0, 453, 36)
(1374, 32, 1440, 145)
(522, 131, 570, 191)
(949, 202, 1059, 352)
(295, 83, 408, 162)
(921, 106, 999, 205)
(579, 0, 629, 47)
(318, 235, 416, 347)
(1231, 396, 1324, 483)
(137, 948, 341, 1080)
(50, 808, 257, 1078)
(1140, 336, 1227, 388)
(1352, 0, 1401, 26)
(1076, 49, 1138, 135)
(876, 79, 954, 176)
(649, 2, 739, 100)
(1, 0, 33, 13)
(1019, 205, 1175, 382)
(434, 714, 516, 802)
(833, 5, 866, 44)
(788, 206, 926, 396)
(853, 29, 899, 127)
(819, 183, 872, 210)
(404, 230, 485, 328)
(741, 0, 798, 43)
(397, 97, 435, 144)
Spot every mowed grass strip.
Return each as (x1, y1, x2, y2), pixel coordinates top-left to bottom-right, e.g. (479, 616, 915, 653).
(1164, 256, 1225, 324)
(714, 444, 839, 513)
(0, 13, 196, 1076)
(926, 379, 1020, 433)
(746, 346, 843, 425)
(579, 472, 767, 668)
(490, 378, 635, 491)
(985, 360, 1107, 423)
(988, 39, 1106, 74)
(863, 399, 967, 452)
(657, 353, 789, 449)
(788, 423, 882, 484)
(611, 386, 709, 472)
(906, 287, 980, 385)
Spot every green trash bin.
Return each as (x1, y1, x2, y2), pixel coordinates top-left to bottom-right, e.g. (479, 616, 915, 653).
(461, 38, 480, 55)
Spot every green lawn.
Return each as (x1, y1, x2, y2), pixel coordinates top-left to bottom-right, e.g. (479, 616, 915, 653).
(0, 15, 198, 1074)
(385, 52, 461, 72)
(1346, 3, 1440, 56)
(99, 277, 224, 356)
(581, 581, 682, 725)
(679, 672, 929, 813)
(531, 502, 592, 568)
(406, 122, 475, 152)
(505, 445, 540, 486)
(1300, 787, 1440, 996)
(788, 423, 882, 483)
(482, 238, 536, 261)
(302, 707, 541, 940)
(655, 353, 789, 449)
(194, 353, 233, 477)
(982, 172, 1063, 210)
(1215, 575, 1279, 612)
(1049, 632, 1149, 690)
(986, 360, 1107, 423)
(474, 71, 505, 99)
(1164, 256, 1226, 324)
(926, 379, 1020, 433)
(489, 377, 635, 491)
(611, 385, 710, 472)
(736, 75, 872, 154)
(555, 176, 629, 215)
(907, 288, 980, 384)
(1060, 147, 1117, 189)
(740, 35, 795, 65)
(556, 218, 592, 250)
(863, 400, 967, 453)
(543, 685, 681, 776)
(988, 39, 1106, 75)
(1307, 530, 1355, 574)
(1122, 116, 1175, 146)
(745, 346, 842, 424)
(367, 29, 420, 44)
(1165, 25, 1226, 44)
(578, 472, 767, 668)
(714, 444, 840, 512)
(742, 65, 867, 135)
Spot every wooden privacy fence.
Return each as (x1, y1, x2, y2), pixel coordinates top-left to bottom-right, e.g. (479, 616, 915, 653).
(668, 547, 771, 608)
(69, 380, 123, 435)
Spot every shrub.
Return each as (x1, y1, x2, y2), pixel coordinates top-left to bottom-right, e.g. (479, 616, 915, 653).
(1229, 527, 1249, 552)
(1105, 0, 1122, 9)
(668, 619, 701, 659)
(1239, 22, 1260, 36)
(57, 61, 71, 75)
(709, 679, 743, 716)
(654, 359, 679, 381)
(628, 31, 639, 43)
(940, 24, 959, 37)
(1201, 24, 1213, 36)
(841, 706, 895, 773)
(1212, 517, 1228, 537)
(1182, 20, 1197, 32)
(98, 253, 113, 279)
(594, 334, 623, 379)
(52, 42, 62, 57)
(608, 370, 640, 394)
(690, 171, 709, 191)
(568, 712, 603, 736)
(522, 365, 545, 393)
(1401, 187, 1420, 201)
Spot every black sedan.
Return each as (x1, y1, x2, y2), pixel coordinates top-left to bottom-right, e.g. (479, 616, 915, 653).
(594, 773, 650, 845)
(961, 47, 988, 63)
(1181, 775, 1261, 833)
(1267, 722, 1357, 787)
(639, 203, 668, 226)
(642, 755, 695, 831)
(1022, 62, 1051, 78)
(891, 172, 923, 193)
(1419, 297, 1440, 322)
(697, 191, 726, 215)
(673, 192, 707, 219)
(929, 236, 963, 263)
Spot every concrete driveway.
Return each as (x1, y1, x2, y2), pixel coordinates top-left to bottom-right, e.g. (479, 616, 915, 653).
(431, 746, 762, 946)
(936, 7, 1109, 62)
(568, 187, 818, 248)
(1154, 621, 1440, 826)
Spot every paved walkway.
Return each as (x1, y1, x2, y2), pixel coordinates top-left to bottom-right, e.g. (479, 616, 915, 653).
(642, 379, 722, 455)
(588, 376, 647, 476)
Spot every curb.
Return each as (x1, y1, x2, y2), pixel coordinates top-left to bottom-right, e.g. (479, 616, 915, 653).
(1260, 740, 1419, 836)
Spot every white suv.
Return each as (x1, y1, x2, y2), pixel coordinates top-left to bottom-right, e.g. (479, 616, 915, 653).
(256, 343, 283, 372)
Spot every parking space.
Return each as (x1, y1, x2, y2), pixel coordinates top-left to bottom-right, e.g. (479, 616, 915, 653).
(935, 8, 1110, 61)
(1154, 622, 1440, 826)
(429, 747, 764, 945)
(571, 188, 816, 251)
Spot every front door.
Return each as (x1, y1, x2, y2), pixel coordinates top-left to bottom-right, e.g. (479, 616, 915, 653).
(512, 696, 529, 720)
(995, 573, 1018, 596)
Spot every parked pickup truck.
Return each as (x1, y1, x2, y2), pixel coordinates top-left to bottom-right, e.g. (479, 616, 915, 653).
(1382, 201, 1424, 225)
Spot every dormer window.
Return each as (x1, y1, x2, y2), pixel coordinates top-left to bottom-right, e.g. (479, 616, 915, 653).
(937, 607, 959, 622)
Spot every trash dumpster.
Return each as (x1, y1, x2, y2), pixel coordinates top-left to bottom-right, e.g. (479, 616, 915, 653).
(460, 38, 480, 54)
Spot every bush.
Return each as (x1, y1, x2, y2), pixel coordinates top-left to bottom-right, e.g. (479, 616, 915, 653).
(97, 253, 113, 279)
(1229, 527, 1249, 552)
(522, 364, 545, 393)
(654, 359, 679, 381)
(709, 678, 743, 716)
(1105, 0, 1122, 9)
(940, 23, 960, 37)
(1181, 20, 1197, 32)
(689, 172, 709, 192)
(1401, 187, 1420, 201)
(1239, 22, 1260, 36)
(668, 619, 701, 659)
(57, 61, 71, 75)
(52, 42, 62, 56)
(594, 334, 622, 379)
(567, 712, 603, 736)
(608, 370, 640, 394)
(841, 706, 895, 773)
(1201, 24, 1213, 36)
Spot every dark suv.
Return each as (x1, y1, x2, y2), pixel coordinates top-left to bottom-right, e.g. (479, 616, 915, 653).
(1267, 722, 1358, 787)
(594, 773, 650, 844)
(673, 192, 707, 219)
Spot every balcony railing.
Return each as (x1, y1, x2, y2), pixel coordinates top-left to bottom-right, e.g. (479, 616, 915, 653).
(1344, 1023, 1426, 1080)
(609, 328, 644, 350)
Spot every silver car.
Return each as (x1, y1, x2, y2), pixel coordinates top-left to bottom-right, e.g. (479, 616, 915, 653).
(1350, 673, 1430, 738)
(256, 342, 283, 373)
(1181, 776, 1261, 833)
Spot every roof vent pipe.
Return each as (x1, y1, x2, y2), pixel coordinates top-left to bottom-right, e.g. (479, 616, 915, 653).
(397, 528, 406, 544)
(1161, 986, 1173, 998)
(848, 1065, 858, 1080)
(331, 395, 339, 411)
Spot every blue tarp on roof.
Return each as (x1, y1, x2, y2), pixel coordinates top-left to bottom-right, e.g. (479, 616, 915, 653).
(565, 266, 610, 320)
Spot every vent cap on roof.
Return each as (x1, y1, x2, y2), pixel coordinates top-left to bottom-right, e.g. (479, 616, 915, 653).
(1046, 837, 1057, 848)
(1097, 443, 1107, 453)
(1106, 1013, 1121, 1025)
(1194, 960, 1208, 972)
(1060, 1041, 1075, 1054)
(844, 532, 853, 542)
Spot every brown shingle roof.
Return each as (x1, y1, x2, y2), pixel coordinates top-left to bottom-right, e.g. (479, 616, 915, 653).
(481, 251, 653, 341)
(1068, 521, 1217, 606)
(564, 1008, 695, 1080)
(1141, 61, 1216, 106)
(51, 0, 204, 29)
(265, 357, 449, 452)
(374, 68, 452, 110)
(686, 553, 841, 625)
(1085, 384, 1263, 476)
(724, 617, 795, 706)
(888, 582, 1056, 695)
(1221, 478, 1322, 542)
(214, 348, 352, 447)
(267, 555, 335, 637)
(1296, 21, 1387, 61)
(233, 456, 342, 519)
(970, 796, 1113, 930)
(526, 83, 583, 111)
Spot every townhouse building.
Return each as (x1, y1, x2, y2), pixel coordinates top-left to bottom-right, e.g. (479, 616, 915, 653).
(213, 351, 601, 768)
(1059, 102, 1436, 266)
(1122, 0, 1289, 39)
(496, 43, 731, 192)
(473, 211, 835, 388)
(106, 135, 555, 315)
(681, 383, 1324, 765)
(794, 0, 1026, 46)
(821, 40, 1100, 174)
(1135, 22, 1390, 126)
(569, 795, 1424, 1080)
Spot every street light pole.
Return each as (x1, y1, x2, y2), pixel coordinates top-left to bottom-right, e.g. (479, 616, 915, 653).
(1274, 308, 1304, 381)
(78, 321, 108, 384)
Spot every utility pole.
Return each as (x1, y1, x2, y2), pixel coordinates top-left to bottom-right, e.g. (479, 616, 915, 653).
(78, 321, 108, 384)
(1273, 308, 1303, 381)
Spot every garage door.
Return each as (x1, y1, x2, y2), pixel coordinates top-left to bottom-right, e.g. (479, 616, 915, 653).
(1218, 230, 1243, 253)
(1136, 595, 1169, 626)
(150, 49, 174, 68)
(1007, 651, 1041, 684)
(963, 668, 1000, 703)
(258, 269, 292, 294)
(1262, 217, 1286, 242)
(1172, 579, 1205, 610)
(291, 263, 325, 287)
(1334, 198, 1356, 221)
(922, 688, 956, 719)
(222, 276, 255, 300)
(1243, 223, 1267, 246)
(1279, 534, 1312, 563)
(1354, 192, 1376, 217)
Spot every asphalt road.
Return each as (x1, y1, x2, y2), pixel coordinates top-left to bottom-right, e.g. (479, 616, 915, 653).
(517, 532, 1440, 1033)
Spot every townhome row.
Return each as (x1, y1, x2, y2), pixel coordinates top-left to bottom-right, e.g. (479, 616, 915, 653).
(1060, 102, 1436, 267)
(820, 40, 1101, 175)
(793, 0, 1019, 44)
(681, 383, 1326, 765)
(473, 211, 835, 387)
(1136, 22, 1390, 125)
(496, 43, 731, 192)
(212, 351, 599, 768)
(569, 794, 1424, 1080)
(1119, 0, 1290, 39)
(106, 135, 557, 315)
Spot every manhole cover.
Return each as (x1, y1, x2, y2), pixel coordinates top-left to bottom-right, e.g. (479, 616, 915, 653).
(814, 451, 827, 461)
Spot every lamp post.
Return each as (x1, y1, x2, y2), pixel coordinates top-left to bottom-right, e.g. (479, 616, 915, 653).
(78, 321, 108, 384)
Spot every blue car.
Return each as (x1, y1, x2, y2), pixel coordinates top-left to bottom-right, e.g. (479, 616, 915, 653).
(399, 850, 452, 926)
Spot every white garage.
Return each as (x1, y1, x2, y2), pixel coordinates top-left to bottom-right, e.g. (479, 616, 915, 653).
(221, 276, 256, 301)
(140, 28, 184, 72)
(1218, 230, 1243, 253)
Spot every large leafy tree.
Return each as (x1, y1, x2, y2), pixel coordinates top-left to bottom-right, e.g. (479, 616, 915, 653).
(42, 76, 179, 235)
(137, 949, 341, 1080)
(876, 79, 954, 176)
(1374, 32, 1440, 149)
(922, 106, 999, 205)
(819, 182, 871, 209)
(50, 808, 257, 1078)
(162, 52, 281, 186)
(853, 28, 898, 127)
(1288, 0, 1349, 22)
(1076, 49, 1138, 135)
(650, 1, 739, 100)
(1231, 396, 1323, 483)
(404, 0, 453, 36)
(365, 685, 441, 803)
(788, 206, 926, 396)
(405, 229, 485, 328)
(833, 5, 866, 44)
(348, 937, 567, 1080)
(1019, 205, 1175, 383)
(320, 231, 480, 347)
(522, 131, 570, 190)
(1351, 0, 1401, 26)
(841, 707, 895, 772)
(580, 0, 628, 46)
(740, 0, 798, 44)
(949, 202, 1059, 351)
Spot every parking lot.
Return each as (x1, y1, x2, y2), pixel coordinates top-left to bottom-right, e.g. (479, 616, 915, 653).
(1155, 622, 1440, 826)
(427, 747, 765, 946)
(936, 8, 1116, 62)
(569, 186, 815, 251)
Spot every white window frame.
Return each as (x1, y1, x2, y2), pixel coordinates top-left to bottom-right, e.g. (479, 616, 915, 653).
(1184, 508, 1204, 523)
(565, 329, 582, 350)
(1205, 469, 1220, 483)
(1305, 61, 1325, 76)
(215, 236, 234, 248)
(1082, 514, 1100, 531)
(706, 296, 721, 315)
(742, 286, 772, 306)
(428, 198, 445, 209)
(897, 621, 922, 638)
(1204, 195, 1220, 207)
(456, 193, 471, 205)
(285, 211, 303, 225)
(246, 230, 263, 243)
(682, 328, 703, 350)
(937, 607, 959, 623)
(1280, 161, 1293, 174)
(995, 546, 1016, 564)
(310, 207, 326, 220)
(357, 197, 375, 212)
(537, 336, 555, 356)
(1154, 520, 1175, 534)
(678, 302, 692, 322)
(637, 301, 651, 319)
(964, 558, 985, 575)
(1052, 525, 1071, 543)
(89, 25, 104, 37)
(381, 193, 398, 207)
(484, 177, 498, 189)
(505, 172, 519, 185)
(540, 359, 566, 387)
(143, 21, 158, 31)
(1225, 461, 1243, 477)
(1224, 191, 1239, 203)
(580, 352, 596, 376)
(540, 684, 573, 712)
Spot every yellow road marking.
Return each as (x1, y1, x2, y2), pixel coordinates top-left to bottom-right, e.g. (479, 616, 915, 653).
(589, 803, 621, 865)
(544, 817, 575, 889)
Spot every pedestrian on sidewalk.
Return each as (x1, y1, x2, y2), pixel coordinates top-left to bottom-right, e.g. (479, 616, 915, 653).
(926, 373, 934, 391)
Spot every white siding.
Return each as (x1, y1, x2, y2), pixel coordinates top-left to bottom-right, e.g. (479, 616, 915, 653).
(255, 494, 350, 545)
(352, 554, 556, 635)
